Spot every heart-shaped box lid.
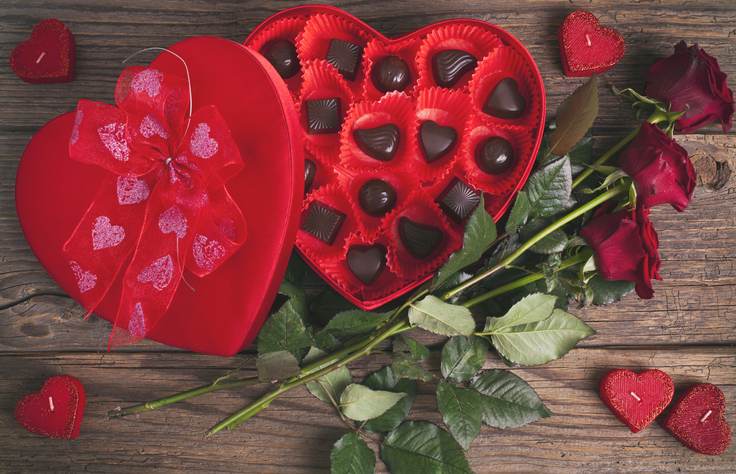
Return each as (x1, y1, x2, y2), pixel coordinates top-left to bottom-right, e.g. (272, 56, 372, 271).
(16, 37, 304, 356)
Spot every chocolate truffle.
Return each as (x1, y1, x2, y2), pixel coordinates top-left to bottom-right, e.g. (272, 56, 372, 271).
(304, 159, 316, 194)
(419, 120, 457, 163)
(475, 137, 515, 174)
(372, 55, 411, 92)
(301, 201, 345, 244)
(353, 124, 400, 161)
(347, 244, 386, 284)
(398, 217, 443, 259)
(306, 98, 342, 134)
(261, 39, 299, 79)
(484, 78, 526, 119)
(326, 39, 363, 80)
(437, 179, 481, 222)
(358, 179, 397, 216)
(432, 50, 477, 87)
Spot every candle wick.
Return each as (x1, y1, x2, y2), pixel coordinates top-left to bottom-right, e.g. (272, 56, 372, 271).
(48, 396, 55, 412)
(700, 410, 713, 423)
(629, 391, 641, 402)
(585, 34, 592, 47)
(36, 52, 46, 64)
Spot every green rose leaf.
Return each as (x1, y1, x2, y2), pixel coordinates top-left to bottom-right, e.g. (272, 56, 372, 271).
(363, 366, 417, 433)
(436, 381, 483, 450)
(567, 134, 593, 175)
(340, 384, 407, 422)
(409, 295, 475, 336)
(316, 310, 390, 341)
(257, 297, 313, 359)
(471, 370, 552, 428)
(489, 308, 595, 366)
(433, 197, 497, 289)
(505, 191, 530, 234)
(277, 280, 308, 317)
(394, 335, 430, 361)
(441, 336, 489, 383)
(381, 421, 472, 474)
(391, 355, 434, 383)
(304, 347, 352, 405)
(256, 350, 300, 382)
(483, 293, 557, 333)
(330, 432, 375, 474)
(548, 76, 599, 157)
(526, 156, 575, 218)
(587, 275, 635, 305)
(529, 228, 568, 255)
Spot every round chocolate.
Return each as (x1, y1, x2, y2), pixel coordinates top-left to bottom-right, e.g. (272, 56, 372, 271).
(372, 55, 411, 93)
(261, 39, 299, 79)
(304, 159, 316, 194)
(475, 137, 515, 174)
(359, 179, 397, 216)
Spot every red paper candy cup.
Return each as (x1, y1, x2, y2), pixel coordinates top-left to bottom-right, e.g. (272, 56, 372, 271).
(245, 16, 308, 99)
(468, 46, 542, 128)
(416, 24, 502, 91)
(361, 37, 422, 101)
(304, 148, 339, 196)
(296, 184, 357, 262)
(339, 92, 417, 174)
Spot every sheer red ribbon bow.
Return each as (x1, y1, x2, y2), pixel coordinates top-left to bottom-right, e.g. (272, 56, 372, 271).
(64, 66, 246, 346)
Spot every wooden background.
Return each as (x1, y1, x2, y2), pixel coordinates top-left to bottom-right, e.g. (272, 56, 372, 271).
(1, 1, 734, 472)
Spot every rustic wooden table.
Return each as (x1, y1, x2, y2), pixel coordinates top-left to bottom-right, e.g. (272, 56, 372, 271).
(1, 1, 734, 472)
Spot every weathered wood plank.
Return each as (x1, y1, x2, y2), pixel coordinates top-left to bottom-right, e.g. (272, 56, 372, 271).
(0, 347, 733, 472)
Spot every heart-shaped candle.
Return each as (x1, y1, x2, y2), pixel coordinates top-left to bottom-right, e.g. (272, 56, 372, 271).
(245, 5, 545, 309)
(15, 375, 86, 439)
(11, 19, 75, 83)
(664, 383, 732, 455)
(599, 369, 674, 433)
(558, 11, 625, 77)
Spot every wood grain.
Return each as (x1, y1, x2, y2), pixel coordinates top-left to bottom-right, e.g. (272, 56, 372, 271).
(0, 0, 734, 472)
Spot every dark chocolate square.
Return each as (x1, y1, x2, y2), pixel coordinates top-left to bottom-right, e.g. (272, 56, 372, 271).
(306, 98, 342, 134)
(437, 179, 481, 222)
(301, 201, 346, 244)
(326, 39, 363, 80)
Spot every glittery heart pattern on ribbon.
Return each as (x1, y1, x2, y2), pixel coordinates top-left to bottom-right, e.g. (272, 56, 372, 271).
(63, 65, 247, 347)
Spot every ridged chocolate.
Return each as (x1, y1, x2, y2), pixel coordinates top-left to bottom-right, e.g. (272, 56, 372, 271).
(353, 124, 400, 161)
(326, 39, 363, 81)
(301, 201, 345, 244)
(432, 50, 477, 87)
(437, 179, 481, 222)
(419, 120, 457, 163)
(372, 55, 411, 92)
(398, 217, 443, 259)
(306, 98, 342, 134)
(484, 78, 526, 119)
(475, 137, 515, 174)
(347, 244, 386, 284)
(304, 159, 316, 194)
(359, 179, 397, 216)
(261, 39, 299, 79)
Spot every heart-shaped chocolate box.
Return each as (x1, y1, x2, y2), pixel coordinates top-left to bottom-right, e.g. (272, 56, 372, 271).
(246, 5, 546, 310)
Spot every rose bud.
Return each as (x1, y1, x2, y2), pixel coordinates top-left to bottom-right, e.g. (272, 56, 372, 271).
(619, 122, 696, 212)
(645, 41, 734, 133)
(581, 207, 661, 299)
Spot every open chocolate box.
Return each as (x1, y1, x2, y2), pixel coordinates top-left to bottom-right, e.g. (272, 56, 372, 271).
(245, 5, 546, 310)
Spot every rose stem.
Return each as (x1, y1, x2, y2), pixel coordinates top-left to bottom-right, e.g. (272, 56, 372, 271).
(108, 376, 260, 418)
(571, 128, 640, 189)
(207, 185, 626, 435)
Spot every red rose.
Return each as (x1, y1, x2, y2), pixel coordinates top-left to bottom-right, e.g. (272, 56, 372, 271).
(645, 41, 734, 133)
(619, 122, 696, 212)
(581, 207, 661, 299)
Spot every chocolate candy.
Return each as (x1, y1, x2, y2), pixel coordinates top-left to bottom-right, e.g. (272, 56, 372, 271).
(261, 39, 299, 79)
(358, 179, 397, 217)
(301, 201, 345, 244)
(419, 120, 457, 163)
(304, 159, 316, 194)
(484, 78, 526, 119)
(326, 39, 363, 80)
(432, 50, 477, 87)
(306, 98, 342, 134)
(372, 55, 411, 93)
(437, 179, 481, 222)
(398, 217, 443, 259)
(353, 124, 400, 161)
(475, 137, 515, 174)
(347, 244, 386, 284)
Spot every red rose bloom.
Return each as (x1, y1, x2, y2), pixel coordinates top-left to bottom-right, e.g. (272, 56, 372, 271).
(619, 122, 696, 212)
(581, 207, 661, 299)
(645, 41, 734, 133)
